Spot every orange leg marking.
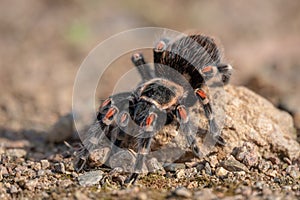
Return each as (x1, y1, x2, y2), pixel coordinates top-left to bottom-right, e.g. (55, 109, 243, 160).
(100, 98, 111, 109)
(177, 105, 188, 123)
(202, 66, 213, 73)
(196, 89, 207, 99)
(104, 107, 117, 120)
(146, 113, 156, 127)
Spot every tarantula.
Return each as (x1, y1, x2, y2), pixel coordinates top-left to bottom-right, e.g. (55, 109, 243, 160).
(75, 33, 232, 184)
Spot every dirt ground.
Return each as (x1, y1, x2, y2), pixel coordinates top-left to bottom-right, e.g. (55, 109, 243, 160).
(0, 0, 299, 199)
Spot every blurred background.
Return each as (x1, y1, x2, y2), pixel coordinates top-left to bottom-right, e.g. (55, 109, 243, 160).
(0, 0, 299, 134)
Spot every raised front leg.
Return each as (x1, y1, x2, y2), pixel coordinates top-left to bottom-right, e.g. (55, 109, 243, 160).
(153, 38, 169, 77)
(131, 53, 153, 81)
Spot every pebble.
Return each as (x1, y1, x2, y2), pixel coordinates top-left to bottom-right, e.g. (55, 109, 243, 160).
(208, 155, 219, 168)
(0, 166, 8, 178)
(215, 167, 229, 177)
(164, 163, 185, 172)
(172, 187, 192, 198)
(286, 165, 300, 179)
(254, 181, 264, 190)
(32, 162, 42, 171)
(24, 179, 39, 191)
(6, 149, 27, 158)
(204, 162, 212, 175)
(41, 159, 50, 170)
(54, 162, 66, 174)
(220, 155, 249, 172)
(175, 169, 185, 179)
(9, 185, 18, 194)
(78, 170, 104, 186)
(88, 147, 110, 167)
(146, 157, 163, 173)
(258, 160, 271, 173)
(266, 169, 278, 178)
(232, 142, 259, 167)
(37, 169, 51, 177)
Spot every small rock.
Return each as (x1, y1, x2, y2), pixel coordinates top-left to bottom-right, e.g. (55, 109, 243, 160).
(32, 162, 42, 171)
(41, 159, 50, 170)
(176, 169, 185, 179)
(78, 170, 104, 186)
(164, 163, 185, 172)
(24, 179, 39, 191)
(215, 167, 229, 177)
(196, 162, 205, 172)
(232, 142, 259, 167)
(292, 185, 299, 191)
(274, 177, 281, 184)
(0, 166, 8, 177)
(9, 185, 18, 194)
(286, 165, 300, 179)
(146, 157, 163, 172)
(283, 157, 292, 165)
(54, 162, 66, 174)
(185, 161, 198, 168)
(88, 147, 110, 167)
(6, 149, 27, 158)
(266, 169, 278, 178)
(204, 162, 212, 175)
(258, 160, 271, 173)
(172, 187, 192, 198)
(220, 155, 249, 172)
(37, 169, 51, 176)
(208, 155, 219, 168)
(254, 181, 264, 190)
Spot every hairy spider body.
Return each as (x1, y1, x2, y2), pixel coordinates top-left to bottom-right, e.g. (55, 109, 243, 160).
(75, 33, 232, 185)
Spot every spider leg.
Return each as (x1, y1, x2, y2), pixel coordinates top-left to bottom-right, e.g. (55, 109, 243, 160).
(216, 63, 233, 84)
(195, 88, 226, 146)
(200, 64, 233, 84)
(153, 38, 169, 77)
(75, 93, 133, 172)
(131, 53, 153, 81)
(176, 105, 203, 158)
(124, 112, 157, 185)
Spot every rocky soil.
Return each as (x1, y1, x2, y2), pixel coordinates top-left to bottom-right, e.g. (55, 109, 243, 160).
(1, 1, 300, 199)
(1, 85, 299, 200)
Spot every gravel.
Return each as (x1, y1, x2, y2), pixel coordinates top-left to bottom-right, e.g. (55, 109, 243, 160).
(0, 85, 299, 199)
